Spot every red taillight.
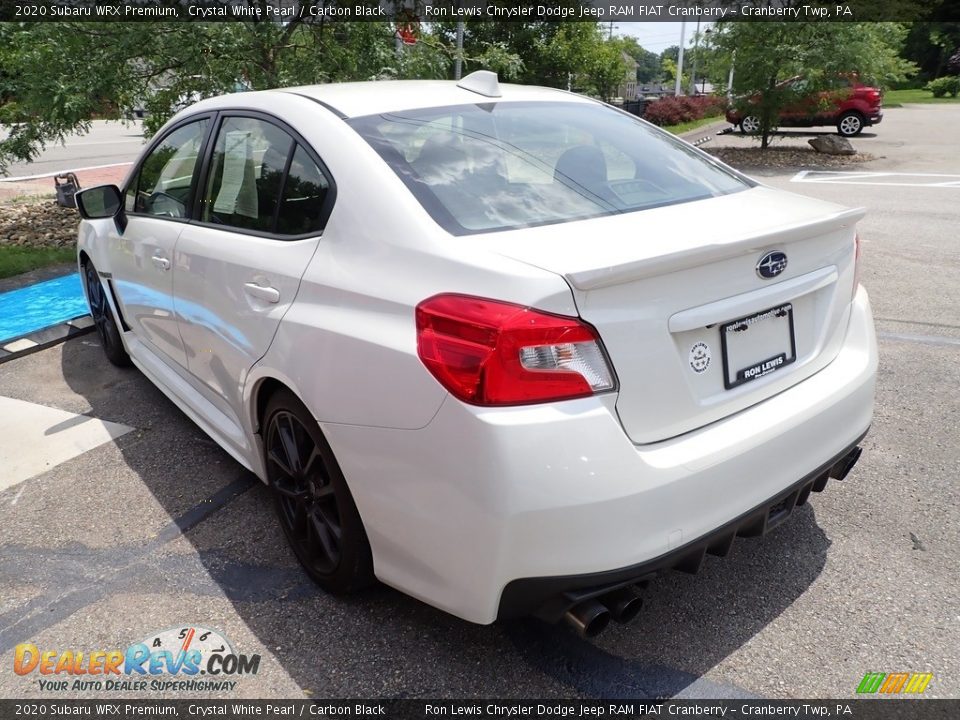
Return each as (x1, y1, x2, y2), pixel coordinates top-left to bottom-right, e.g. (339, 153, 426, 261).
(415, 294, 615, 406)
(852, 232, 863, 300)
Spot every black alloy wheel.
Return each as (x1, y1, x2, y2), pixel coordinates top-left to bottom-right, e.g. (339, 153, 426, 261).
(83, 260, 131, 367)
(264, 389, 374, 593)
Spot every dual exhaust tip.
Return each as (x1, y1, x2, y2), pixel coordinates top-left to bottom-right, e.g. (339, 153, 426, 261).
(562, 587, 643, 638)
(562, 445, 864, 639)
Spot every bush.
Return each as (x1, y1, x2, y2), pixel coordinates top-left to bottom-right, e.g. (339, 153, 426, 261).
(642, 95, 727, 127)
(925, 76, 960, 98)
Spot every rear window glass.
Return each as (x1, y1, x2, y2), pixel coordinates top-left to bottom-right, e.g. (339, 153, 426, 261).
(348, 101, 750, 235)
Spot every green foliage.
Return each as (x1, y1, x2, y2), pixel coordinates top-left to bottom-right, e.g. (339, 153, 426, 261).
(659, 57, 689, 90)
(707, 22, 916, 148)
(925, 75, 960, 97)
(430, 18, 587, 89)
(0, 245, 76, 280)
(660, 46, 679, 64)
(585, 40, 628, 102)
(615, 36, 660, 84)
(903, 22, 960, 80)
(421, 21, 631, 100)
(0, 17, 667, 170)
(0, 20, 449, 170)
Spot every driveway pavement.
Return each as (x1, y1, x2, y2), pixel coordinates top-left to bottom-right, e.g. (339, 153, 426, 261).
(0, 104, 957, 701)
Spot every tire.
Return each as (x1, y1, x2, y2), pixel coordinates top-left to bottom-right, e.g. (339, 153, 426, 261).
(264, 389, 374, 594)
(837, 111, 864, 137)
(739, 115, 761, 134)
(82, 260, 131, 367)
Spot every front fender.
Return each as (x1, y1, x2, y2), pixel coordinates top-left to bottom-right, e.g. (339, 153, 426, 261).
(76, 217, 117, 274)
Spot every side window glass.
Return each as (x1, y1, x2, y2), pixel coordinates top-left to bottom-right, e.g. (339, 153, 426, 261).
(133, 119, 209, 218)
(201, 117, 293, 233)
(276, 145, 331, 235)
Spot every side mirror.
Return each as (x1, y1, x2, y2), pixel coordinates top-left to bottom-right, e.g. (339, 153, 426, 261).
(75, 184, 122, 219)
(75, 184, 126, 233)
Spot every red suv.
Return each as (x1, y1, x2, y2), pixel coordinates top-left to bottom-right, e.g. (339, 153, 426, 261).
(726, 76, 883, 137)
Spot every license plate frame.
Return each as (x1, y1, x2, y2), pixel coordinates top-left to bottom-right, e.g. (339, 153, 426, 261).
(720, 303, 797, 390)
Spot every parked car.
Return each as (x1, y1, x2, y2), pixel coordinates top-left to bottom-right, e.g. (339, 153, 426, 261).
(726, 75, 884, 136)
(74, 71, 877, 637)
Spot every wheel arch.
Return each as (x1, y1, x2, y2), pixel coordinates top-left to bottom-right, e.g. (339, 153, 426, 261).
(243, 373, 302, 483)
(253, 376, 290, 434)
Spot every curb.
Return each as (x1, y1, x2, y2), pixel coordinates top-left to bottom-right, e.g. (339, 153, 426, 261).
(679, 120, 735, 144)
(0, 315, 94, 365)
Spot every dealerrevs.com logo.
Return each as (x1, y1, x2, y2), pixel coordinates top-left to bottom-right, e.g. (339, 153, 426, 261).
(13, 626, 260, 693)
(856, 672, 934, 694)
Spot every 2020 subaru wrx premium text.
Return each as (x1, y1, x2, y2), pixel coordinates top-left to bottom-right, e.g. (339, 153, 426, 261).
(74, 72, 877, 637)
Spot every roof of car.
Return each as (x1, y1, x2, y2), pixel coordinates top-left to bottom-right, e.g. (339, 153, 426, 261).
(268, 79, 595, 119)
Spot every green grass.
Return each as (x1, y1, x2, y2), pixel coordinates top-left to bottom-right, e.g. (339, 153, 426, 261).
(663, 114, 726, 135)
(0, 246, 76, 280)
(883, 88, 960, 107)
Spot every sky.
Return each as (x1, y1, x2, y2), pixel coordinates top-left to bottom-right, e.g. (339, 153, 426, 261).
(615, 21, 713, 54)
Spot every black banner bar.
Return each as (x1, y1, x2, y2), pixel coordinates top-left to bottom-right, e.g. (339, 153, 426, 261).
(0, 700, 958, 720)
(0, 0, 958, 23)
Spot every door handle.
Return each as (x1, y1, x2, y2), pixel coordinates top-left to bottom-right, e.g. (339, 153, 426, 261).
(150, 255, 170, 271)
(243, 282, 280, 304)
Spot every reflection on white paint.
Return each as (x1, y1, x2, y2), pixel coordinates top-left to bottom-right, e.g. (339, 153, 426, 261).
(792, 170, 960, 188)
(0, 396, 132, 493)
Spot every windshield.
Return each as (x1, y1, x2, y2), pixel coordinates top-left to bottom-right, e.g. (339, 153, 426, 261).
(348, 101, 751, 235)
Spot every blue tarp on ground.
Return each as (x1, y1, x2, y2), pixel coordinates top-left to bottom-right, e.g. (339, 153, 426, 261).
(0, 273, 88, 343)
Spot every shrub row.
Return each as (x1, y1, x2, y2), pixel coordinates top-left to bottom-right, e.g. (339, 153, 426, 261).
(642, 95, 728, 127)
(925, 76, 960, 98)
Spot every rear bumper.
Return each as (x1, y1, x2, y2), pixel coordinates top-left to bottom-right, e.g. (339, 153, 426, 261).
(497, 435, 865, 621)
(322, 288, 877, 625)
(868, 109, 883, 125)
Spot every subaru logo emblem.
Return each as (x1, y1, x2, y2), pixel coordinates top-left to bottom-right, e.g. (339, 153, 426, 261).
(756, 251, 788, 279)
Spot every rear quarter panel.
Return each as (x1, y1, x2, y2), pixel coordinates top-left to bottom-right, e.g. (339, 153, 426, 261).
(245, 94, 577, 432)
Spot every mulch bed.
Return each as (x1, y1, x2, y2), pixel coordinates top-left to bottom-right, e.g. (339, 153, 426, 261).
(704, 146, 875, 170)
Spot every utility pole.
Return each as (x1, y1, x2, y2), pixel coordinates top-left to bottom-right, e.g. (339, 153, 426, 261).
(688, 19, 701, 96)
(674, 22, 686, 97)
(727, 50, 736, 99)
(454, 20, 464, 80)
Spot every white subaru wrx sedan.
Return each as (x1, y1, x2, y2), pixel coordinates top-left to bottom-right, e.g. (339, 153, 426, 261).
(75, 72, 877, 637)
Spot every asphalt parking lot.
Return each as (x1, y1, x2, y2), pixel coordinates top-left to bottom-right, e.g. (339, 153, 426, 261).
(1, 104, 958, 701)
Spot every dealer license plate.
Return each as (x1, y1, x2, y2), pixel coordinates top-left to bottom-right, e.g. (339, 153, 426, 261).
(720, 303, 797, 390)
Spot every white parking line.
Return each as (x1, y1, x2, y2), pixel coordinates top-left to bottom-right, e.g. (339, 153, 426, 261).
(792, 170, 960, 188)
(0, 396, 132, 493)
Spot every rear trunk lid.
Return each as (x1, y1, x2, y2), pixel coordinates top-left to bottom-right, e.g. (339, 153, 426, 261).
(482, 186, 863, 444)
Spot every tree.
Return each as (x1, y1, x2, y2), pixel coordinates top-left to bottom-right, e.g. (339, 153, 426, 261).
(660, 46, 679, 64)
(586, 42, 628, 102)
(0, 16, 634, 171)
(429, 21, 626, 98)
(0, 19, 444, 171)
(707, 22, 916, 149)
(902, 22, 960, 80)
(614, 36, 660, 84)
(949, 46, 960, 75)
(430, 19, 594, 88)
